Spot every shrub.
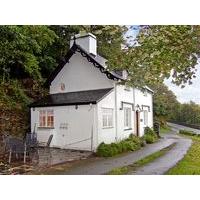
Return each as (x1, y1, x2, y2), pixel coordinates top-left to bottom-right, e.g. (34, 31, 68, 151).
(144, 134, 157, 144)
(96, 143, 115, 157)
(96, 134, 142, 157)
(143, 127, 158, 144)
(140, 136, 146, 147)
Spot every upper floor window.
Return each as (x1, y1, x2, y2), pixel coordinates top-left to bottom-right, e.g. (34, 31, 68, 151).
(124, 107, 131, 129)
(39, 110, 54, 128)
(102, 108, 113, 128)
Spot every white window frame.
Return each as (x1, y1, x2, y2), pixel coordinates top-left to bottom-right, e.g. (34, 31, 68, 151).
(39, 109, 54, 128)
(144, 110, 148, 126)
(124, 107, 131, 129)
(102, 108, 113, 128)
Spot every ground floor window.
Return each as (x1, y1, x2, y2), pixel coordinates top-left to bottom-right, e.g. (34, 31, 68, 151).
(144, 110, 148, 126)
(124, 107, 131, 129)
(102, 108, 113, 128)
(39, 109, 54, 128)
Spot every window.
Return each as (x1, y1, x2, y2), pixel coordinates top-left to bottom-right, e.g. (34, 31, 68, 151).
(144, 110, 148, 126)
(39, 110, 54, 128)
(124, 107, 131, 129)
(102, 108, 113, 128)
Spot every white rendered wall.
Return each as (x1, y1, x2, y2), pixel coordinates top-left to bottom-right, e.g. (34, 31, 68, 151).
(115, 84, 135, 140)
(96, 84, 135, 146)
(50, 53, 113, 94)
(97, 90, 116, 145)
(134, 89, 153, 136)
(31, 105, 97, 151)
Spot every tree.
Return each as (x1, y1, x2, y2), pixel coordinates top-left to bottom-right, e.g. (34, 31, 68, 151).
(123, 26, 200, 88)
(150, 82, 180, 125)
(0, 25, 57, 81)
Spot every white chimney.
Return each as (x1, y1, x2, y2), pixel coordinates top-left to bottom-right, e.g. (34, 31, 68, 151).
(70, 33, 97, 56)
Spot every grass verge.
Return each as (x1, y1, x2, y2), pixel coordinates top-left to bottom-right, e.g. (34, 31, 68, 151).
(160, 126, 171, 135)
(107, 144, 175, 175)
(167, 134, 200, 175)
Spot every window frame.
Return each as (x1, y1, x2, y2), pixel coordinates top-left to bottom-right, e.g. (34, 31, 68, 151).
(102, 108, 114, 129)
(39, 109, 54, 128)
(124, 107, 132, 130)
(143, 110, 148, 126)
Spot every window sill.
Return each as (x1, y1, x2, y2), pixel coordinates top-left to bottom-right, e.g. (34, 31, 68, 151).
(38, 127, 55, 129)
(102, 126, 114, 129)
(124, 128, 132, 131)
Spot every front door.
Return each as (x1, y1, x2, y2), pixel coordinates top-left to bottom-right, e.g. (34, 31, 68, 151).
(136, 111, 140, 136)
(58, 123, 68, 148)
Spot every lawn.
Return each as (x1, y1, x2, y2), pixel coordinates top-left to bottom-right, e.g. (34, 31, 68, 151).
(108, 144, 174, 175)
(160, 125, 171, 135)
(167, 135, 200, 175)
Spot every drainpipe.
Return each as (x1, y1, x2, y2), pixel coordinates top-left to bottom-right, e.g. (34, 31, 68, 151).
(114, 82, 118, 142)
(92, 105, 98, 152)
(133, 87, 136, 134)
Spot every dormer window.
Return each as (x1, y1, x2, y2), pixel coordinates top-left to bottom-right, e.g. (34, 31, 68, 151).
(60, 83, 65, 91)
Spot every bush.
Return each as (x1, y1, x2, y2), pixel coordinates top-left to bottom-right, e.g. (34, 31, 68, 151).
(144, 134, 157, 144)
(143, 127, 158, 144)
(96, 143, 116, 157)
(96, 134, 142, 157)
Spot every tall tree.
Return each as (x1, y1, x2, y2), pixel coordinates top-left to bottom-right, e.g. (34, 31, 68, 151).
(0, 25, 57, 81)
(123, 26, 200, 88)
(150, 82, 180, 125)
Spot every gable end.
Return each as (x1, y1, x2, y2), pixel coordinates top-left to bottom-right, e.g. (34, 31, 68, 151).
(45, 43, 124, 87)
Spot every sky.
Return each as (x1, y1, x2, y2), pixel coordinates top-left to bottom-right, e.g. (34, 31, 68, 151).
(126, 26, 200, 104)
(164, 66, 200, 104)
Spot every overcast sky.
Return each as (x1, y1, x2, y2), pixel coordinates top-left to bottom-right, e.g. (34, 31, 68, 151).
(126, 26, 200, 104)
(164, 66, 200, 104)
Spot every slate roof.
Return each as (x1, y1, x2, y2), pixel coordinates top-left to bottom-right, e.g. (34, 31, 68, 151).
(29, 88, 113, 108)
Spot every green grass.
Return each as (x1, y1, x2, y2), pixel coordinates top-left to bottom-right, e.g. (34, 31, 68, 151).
(167, 135, 200, 175)
(108, 144, 174, 175)
(160, 126, 171, 135)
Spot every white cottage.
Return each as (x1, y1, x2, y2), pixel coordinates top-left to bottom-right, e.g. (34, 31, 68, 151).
(30, 33, 154, 151)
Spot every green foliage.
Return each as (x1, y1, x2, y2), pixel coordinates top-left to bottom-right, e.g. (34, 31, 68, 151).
(143, 127, 158, 144)
(1, 25, 200, 137)
(167, 136, 200, 175)
(126, 25, 200, 87)
(172, 101, 200, 126)
(0, 25, 57, 81)
(108, 144, 174, 175)
(150, 82, 179, 126)
(179, 129, 197, 136)
(160, 126, 171, 135)
(96, 134, 142, 157)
